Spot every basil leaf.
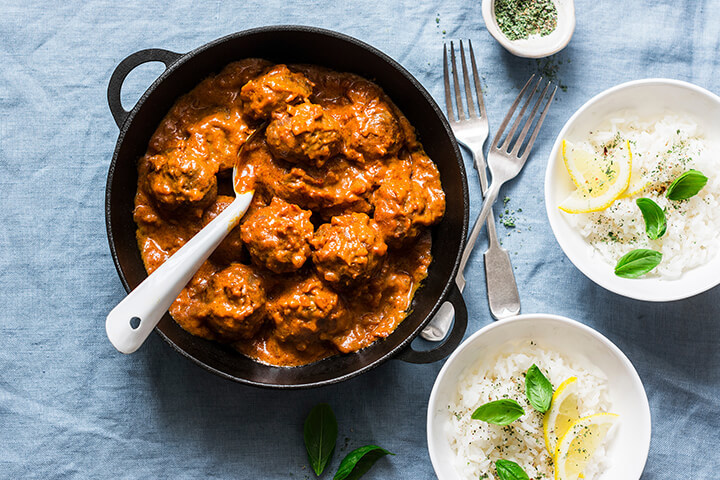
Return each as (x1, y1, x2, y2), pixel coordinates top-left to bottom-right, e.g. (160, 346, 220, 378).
(304, 403, 338, 476)
(525, 364, 553, 413)
(614, 249, 662, 278)
(471, 399, 525, 425)
(333, 445, 393, 480)
(636, 198, 667, 240)
(495, 459, 530, 480)
(666, 169, 708, 200)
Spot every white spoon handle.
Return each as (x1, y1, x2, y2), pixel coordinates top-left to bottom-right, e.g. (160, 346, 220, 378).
(106, 192, 254, 354)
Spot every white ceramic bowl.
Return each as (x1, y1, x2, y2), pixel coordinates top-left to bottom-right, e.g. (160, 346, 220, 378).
(481, 0, 575, 58)
(427, 314, 651, 480)
(544, 79, 720, 302)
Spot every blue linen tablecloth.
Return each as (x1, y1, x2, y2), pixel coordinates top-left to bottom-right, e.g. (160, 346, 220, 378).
(1, 0, 719, 478)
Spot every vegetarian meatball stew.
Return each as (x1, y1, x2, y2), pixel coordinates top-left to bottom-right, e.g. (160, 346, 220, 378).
(134, 59, 446, 366)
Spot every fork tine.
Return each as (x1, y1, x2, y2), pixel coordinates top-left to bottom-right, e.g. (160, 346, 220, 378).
(499, 77, 541, 151)
(468, 40, 486, 119)
(520, 85, 558, 160)
(510, 81, 551, 156)
(449, 41, 465, 120)
(458, 40, 476, 118)
(492, 74, 535, 149)
(443, 44, 455, 122)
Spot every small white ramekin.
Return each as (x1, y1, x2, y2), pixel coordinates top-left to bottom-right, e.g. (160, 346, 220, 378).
(427, 314, 651, 480)
(481, 0, 576, 58)
(544, 79, 720, 302)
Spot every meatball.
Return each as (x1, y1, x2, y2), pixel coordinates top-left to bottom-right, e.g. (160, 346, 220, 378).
(240, 197, 314, 273)
(186, 109, 251, 172)
(202, 195, 247, 264)
(252, 140, 375, 216)
(339, 80, 403, 161)
(142, 143, 217, 211)
(202, 264, 266, 340)
(311, 213, 387, 286)
(240, 65, 314, 119)
(265, 102, 343, 167)
(266, 276, 348, 349)
(372, 153, 445, 246)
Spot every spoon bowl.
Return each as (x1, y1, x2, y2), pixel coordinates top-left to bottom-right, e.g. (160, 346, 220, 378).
(105, 126, 264, 354)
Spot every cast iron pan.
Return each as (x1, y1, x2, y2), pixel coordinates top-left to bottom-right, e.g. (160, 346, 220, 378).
(106, 26, 470, 388)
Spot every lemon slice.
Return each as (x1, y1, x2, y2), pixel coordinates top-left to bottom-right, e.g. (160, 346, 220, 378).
(561, 140, 600, 190)
(620, 170, 649, 198)
(554, 413, 620, 480)
(558, 140, 632, 213)
(543, 377, 579, 456)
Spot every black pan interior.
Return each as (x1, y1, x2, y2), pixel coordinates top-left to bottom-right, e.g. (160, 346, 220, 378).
(107, 26, 468, 388)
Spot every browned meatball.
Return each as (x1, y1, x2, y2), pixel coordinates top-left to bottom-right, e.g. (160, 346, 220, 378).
(143, 143, 217, 211)
(240, 65, 314, 119)
(240, 197, 314, 273)
(202, 195, 247, 264)
(186, 109, 251, 172)
(339, 80, 402, 162)
(266, 276, 348, 349)
(372, 153, 445, 246)
(311, 213, 387, 286)
(202, 264, 266, 340)
(265, 102, 343, 167)
(250, 140, 375, 216)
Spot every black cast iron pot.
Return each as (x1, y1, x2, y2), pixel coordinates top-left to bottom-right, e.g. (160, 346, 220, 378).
(106, 26, 469, 388)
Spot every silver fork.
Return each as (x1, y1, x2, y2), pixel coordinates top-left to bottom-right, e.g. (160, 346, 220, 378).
(422, 67, 557, 341)
(422, 40, 521, 342)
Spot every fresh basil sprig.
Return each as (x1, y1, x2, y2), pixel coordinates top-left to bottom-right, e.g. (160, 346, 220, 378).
(525, 364, 553, 413)
(333, 445, 393, 480)
(636, 198, 667, 240)
(666, 169, 708, 200)
(471, 399, 525, 425)
(614, 249, 662, 278)
(495, 459, 530, 480)
(304, 403, 338, 476)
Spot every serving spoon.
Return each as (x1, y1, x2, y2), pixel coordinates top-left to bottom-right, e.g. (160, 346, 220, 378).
(105, 125, 265, 354)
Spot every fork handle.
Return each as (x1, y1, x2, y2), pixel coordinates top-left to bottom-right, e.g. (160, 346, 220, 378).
(484, 243, 521, 319)
(472, 150, 520, 319)
(458, 180, 501, 275)
(471, 149, 500, 248)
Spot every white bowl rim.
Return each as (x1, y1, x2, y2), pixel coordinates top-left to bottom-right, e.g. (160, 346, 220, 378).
(544, 78, 720, 302)
(426, 313, 651, 480)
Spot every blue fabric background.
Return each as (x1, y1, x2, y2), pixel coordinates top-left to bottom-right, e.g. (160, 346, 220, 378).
(1, 0, 719, 478)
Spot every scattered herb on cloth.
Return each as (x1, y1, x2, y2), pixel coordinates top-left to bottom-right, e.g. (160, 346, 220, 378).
(303, 404, 393, 479)
(304, 403, 338, 476)
(494, 0, 558, 41)
(333, 445, 394, 480)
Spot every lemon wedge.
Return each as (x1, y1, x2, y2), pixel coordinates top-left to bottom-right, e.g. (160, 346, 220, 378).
(543, 377, 579, 456)
(554, 413, 620, 480)
(558, 139, 632, 213)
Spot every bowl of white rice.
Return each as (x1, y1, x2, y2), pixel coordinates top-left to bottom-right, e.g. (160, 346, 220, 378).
(427, 314, 650, 480)
(545, 79, 720, 301)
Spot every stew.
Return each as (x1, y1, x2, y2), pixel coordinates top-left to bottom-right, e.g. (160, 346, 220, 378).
(133, 60, 445, 366)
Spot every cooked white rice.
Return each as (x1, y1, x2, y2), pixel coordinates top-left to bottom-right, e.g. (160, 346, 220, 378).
(566, 112, 720, 279)
(447, 341, 612, 480)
